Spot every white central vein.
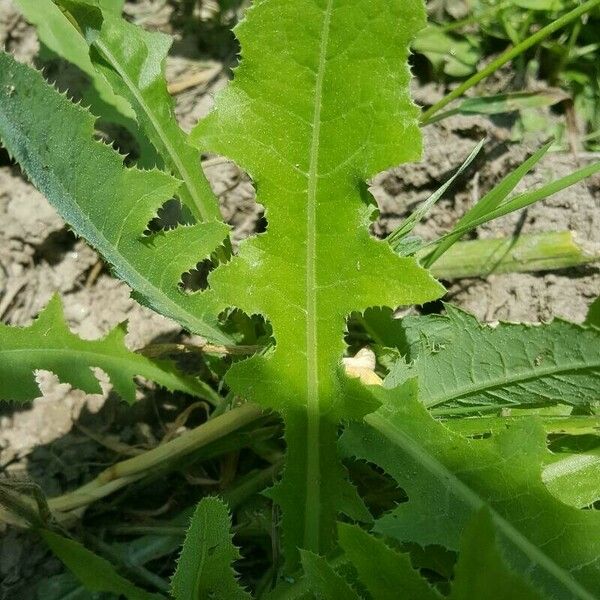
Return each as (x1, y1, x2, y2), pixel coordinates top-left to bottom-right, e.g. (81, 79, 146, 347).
(304, 0, 334, 552)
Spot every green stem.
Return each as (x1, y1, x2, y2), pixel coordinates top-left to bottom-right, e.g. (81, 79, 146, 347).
(420, 0, 600, 124)
(443, 415, 600, 436)
(426, 231, 599, 280)
(47, 403, 264, 514)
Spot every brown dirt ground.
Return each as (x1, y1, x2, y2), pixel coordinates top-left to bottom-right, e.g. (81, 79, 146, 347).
(0, 0, 598, 597)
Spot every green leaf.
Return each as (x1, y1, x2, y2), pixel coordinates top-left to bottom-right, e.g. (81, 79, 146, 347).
(57, 0, 220, 222)
(337, 523, 441, 600)
(40, 530, 163, 600)
(424, 90, 569, 126)
(340, 382, 600, 599)
(413, 25, 480, 77)
(423, 142, 552, 267)
(542, 448, 600, 508)
(14, 0, 134, 123)
(190, 0, 443, 565)
(586, 296, 600, 327)
(388, 140, 484, 253)
(0, 52, 230, 343)
(0, 295, 211, 404)
(388, 305, 600, 411)
(425, 157, 600, 266)
(449, 509, 543, 600)
(300, 551, 361, 600)
(171, 497, 251, 600)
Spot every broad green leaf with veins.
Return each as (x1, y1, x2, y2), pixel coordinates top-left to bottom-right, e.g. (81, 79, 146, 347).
(0, 296, 212, 404)
(0, 52, 230, 344)
(341, 381, 600, 599)
(191, 0, 443, 564)
(388, 306, 600, 411)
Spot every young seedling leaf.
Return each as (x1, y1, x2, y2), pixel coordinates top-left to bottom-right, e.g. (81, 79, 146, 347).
(190, 0, 443, 565)
(57, 0, 221, 222)
(40, 530, 163, 600)
(388, 139, 484, 253)
(0, 52, 230, 343)
(386, 305, 600, 411)
(423, 89, 569, 126)
(422, 141, 552, 267)
(171, 497, 250, 600)
(341, 382, 600, 598)
(0, 295, 211, 404)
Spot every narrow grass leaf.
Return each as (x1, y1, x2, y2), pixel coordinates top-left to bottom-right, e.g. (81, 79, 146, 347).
(40, 530, 163, 600)
(423, 142, 552, 267)
(388, 139, 484, 252)
(423, 90, 569, 126)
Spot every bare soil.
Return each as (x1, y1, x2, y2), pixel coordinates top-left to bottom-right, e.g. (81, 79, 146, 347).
(0, 0, 598, 597)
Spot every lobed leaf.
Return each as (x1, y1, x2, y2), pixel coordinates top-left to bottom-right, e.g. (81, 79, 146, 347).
(298, 512, 542, 599)
(387, 305, 600, 411)
(0, 51, 230, 343)
(57, 0, 221, 222)
(341, 382, 600, 598)
(191, 0, 443, 565)
(171, 497, 250, 600)
(300, 550, 361, 600)
(337, 522, 440, 599)
(0, 296, 212, 404)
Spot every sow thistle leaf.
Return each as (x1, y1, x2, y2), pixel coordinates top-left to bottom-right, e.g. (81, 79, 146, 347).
(57, 0, 220, 222)
(299, 513, 542, 599)
(388, 305, 600, 411)
(171, 497, 250, 600)
(40, 530, 163, 600)
(13, 0, 134, 125)
(0, 296, 209, 404)
(341, 382, 600, 598)
(0, 52, 230, 343)
(191, 0, 443, 565)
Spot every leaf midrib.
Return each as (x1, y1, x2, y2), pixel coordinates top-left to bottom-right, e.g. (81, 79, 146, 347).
(423, 358, 600, 408)
(366, 410, 596, 600)
(303, 0, 334, 553)
(93, 37, 213, 223)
